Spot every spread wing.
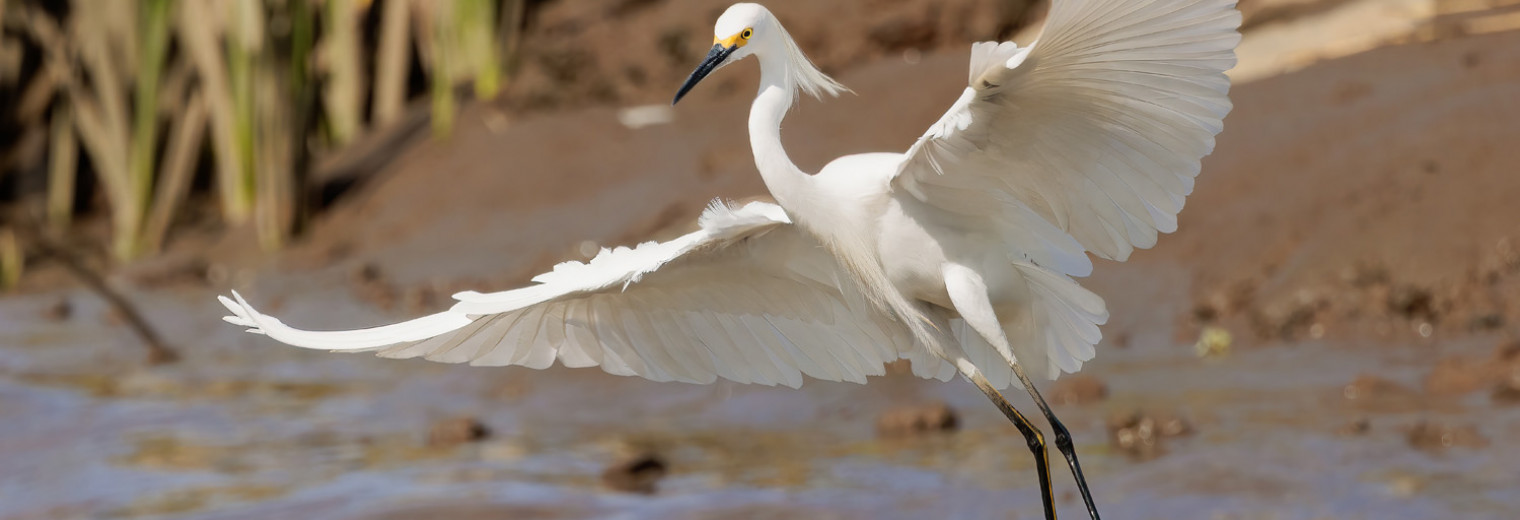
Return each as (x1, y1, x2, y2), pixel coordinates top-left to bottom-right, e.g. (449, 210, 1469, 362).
(221, 201, 956, 388)
(895, 0, 1241, 271)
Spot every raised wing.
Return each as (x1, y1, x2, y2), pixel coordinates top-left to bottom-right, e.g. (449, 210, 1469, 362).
(221, 200, 953, 388)
(895, 0, 1240, 267)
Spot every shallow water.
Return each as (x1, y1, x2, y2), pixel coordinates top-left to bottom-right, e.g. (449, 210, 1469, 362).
(3, 277, 1518, 520)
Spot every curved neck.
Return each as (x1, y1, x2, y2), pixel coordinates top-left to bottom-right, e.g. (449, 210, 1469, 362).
(749, 54, 810, 209)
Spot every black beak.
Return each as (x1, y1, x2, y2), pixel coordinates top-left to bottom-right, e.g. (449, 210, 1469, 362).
(672, 44, 736, 105)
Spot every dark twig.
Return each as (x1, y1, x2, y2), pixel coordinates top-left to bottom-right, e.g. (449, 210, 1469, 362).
(14, 218, 179, 364)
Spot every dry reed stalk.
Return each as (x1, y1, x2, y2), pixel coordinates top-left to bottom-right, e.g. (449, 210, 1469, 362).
(497, 0, 525, 78)
(229, 0, 263, 235)
(373, 0, 413, 126)
(178, 0, 251, 223)
(117, 0, 174, 259)
(409, 0, 459, 137)
(322, 0, 364, 144)
(15, 6, 69, 123)
(0, 227, 19, 290)
(47, 99, 77, 232)
(254, 57, 293, 251)
(143, 89, 208, 253)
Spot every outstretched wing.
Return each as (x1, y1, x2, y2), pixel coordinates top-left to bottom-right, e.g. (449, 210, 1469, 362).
(895, 0, 1240, 269)
(221, 201, 951, 388)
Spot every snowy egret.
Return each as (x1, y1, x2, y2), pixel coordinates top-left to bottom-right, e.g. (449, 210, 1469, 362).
(220, 0, 1238, 517)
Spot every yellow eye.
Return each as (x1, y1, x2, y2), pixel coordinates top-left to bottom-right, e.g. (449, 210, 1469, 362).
(741, 28, 753, 40)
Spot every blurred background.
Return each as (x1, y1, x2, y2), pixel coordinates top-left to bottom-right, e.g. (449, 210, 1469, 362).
(2, 0, 1519, 518)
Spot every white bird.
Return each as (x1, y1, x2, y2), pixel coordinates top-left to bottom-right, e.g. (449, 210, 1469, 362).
(220, 1, 1239, 518)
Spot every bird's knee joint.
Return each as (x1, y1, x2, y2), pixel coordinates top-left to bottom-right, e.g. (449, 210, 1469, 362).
(1053, 430, 1073, 450)
(1024, 432, 1046, 451)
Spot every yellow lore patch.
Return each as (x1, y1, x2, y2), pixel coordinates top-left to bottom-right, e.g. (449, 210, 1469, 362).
(714, 28, 752, 48)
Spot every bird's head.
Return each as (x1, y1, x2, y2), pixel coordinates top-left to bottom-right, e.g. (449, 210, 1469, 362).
(672, 3, 848, 105)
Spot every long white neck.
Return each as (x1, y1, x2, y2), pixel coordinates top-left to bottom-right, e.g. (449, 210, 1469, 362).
(749, 53, 811, 210)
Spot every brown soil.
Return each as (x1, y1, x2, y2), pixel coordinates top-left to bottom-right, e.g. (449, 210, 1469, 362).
(8, 5, 1520, 519)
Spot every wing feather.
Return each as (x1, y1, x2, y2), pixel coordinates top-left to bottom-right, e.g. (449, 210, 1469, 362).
(896, 0, 1239, 264)
(892, 0, 1236, 379)
(219, 200, 923, 388)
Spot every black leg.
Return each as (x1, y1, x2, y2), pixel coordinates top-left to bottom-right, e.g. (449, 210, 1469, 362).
(1012, 365, 1101, 520)
(961, 363, 1058, 520)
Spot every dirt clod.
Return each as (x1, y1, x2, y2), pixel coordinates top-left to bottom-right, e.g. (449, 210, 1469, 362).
(42, 298, 72, 321)
(350, 263, 398, 310)
(1050, 374, 1109, 405)
(1405, 421, 1488, 453)
(876, 401, 959, 437)
(427, 417, 492, 447)
(1107, 410, 1192, 461)
(601, 452, 667, 495)
(1387, 285, 1435, 320)
(1337, 418, 1371, 436)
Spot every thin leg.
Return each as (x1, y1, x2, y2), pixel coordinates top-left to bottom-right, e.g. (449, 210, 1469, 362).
(944, 263, 1101, 520)
(1011, 362, 1101, 520)
(954, 358, 1057, 520)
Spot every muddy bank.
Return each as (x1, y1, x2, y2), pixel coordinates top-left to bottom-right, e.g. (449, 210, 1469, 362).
(4, 14, 1520, 520)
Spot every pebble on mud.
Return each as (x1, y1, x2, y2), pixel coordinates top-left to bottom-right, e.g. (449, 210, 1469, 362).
(1386, 285, 1435, 320)
(1050, 374, 1109, 405)
(1107, 410, 1192, 461)
(1337, 418, 1371, 436)
(427, 417, 492, 447)
(876, 401, 959, 437)
(601, 452, 668, 495)
(351, 262, 398, 310)
(42, 298, 72, 321)
(1405, 421, 1488, 453)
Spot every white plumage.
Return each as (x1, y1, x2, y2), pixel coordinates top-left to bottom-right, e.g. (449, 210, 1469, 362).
(222, 1, 1237, 514)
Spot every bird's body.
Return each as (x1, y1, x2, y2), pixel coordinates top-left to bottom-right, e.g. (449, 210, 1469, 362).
(221, 1, 1240, 517)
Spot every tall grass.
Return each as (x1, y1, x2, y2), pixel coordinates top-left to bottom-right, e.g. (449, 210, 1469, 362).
(0, 0, 522, 270)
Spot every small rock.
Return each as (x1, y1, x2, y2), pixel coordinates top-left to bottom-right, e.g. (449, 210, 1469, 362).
(1154, 412, 1194, 437)
(428, 417, 491, 446)
(1387, 285, 1435, 320)
(1194, 326, 1232, 358)
(350, 262, 398, 310)
(351, 262, 383, 283)
(1405, 421, 1488, 453)
(1050, 374, 1109, 405)
(601, 452, 667, 494)
(1337, 418, 1371, 436)
(42, 298, 72, 321)
(876, 401, 959, 437)
(1492, 382, 1520, 405)
(1106, 410, 1191, 461)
